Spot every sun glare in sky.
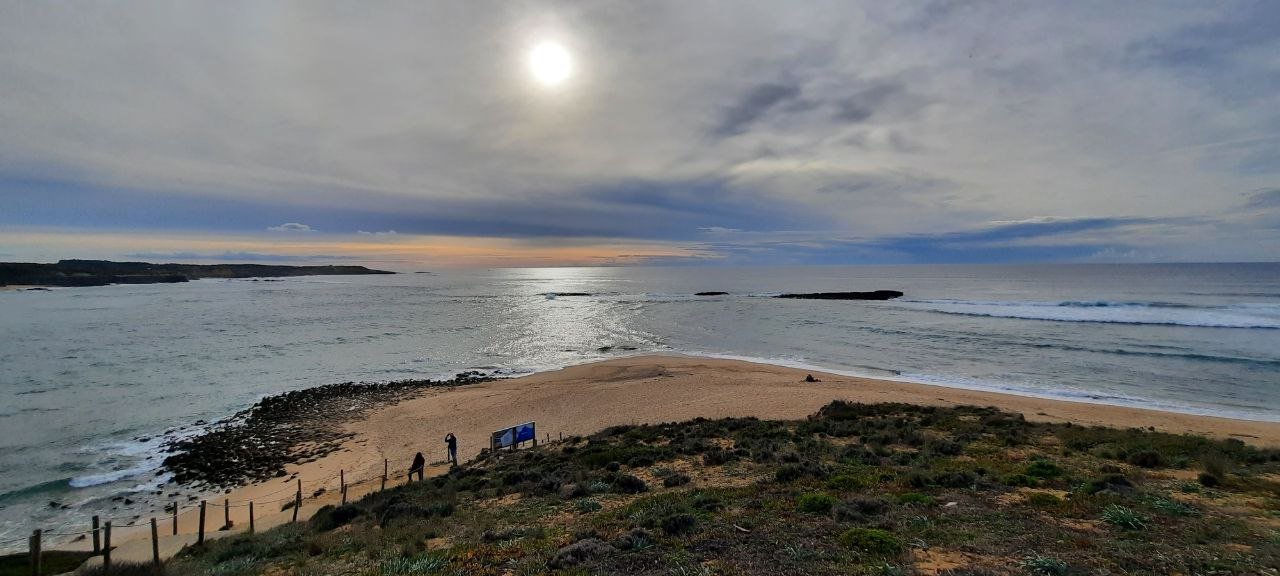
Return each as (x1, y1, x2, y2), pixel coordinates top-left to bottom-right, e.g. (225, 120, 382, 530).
(528, 41, 572, 86)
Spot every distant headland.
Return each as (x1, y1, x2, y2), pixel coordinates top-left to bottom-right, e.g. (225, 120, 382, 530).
(0, 259, 395, 288)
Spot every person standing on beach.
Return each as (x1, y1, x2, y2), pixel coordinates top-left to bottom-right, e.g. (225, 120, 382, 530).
(444, 433, 458, 466)
(409, 451, 425, 482)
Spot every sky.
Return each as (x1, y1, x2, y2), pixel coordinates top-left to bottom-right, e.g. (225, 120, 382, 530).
(2, 1, 1278, 268)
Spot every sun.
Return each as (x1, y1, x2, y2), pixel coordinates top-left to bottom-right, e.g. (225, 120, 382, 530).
(528, 41, 572, 87)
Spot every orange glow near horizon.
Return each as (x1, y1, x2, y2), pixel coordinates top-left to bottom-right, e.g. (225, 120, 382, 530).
(0, 229, 714, 268)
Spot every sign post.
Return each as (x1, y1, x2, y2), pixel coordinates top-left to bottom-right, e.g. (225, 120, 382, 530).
(491, 421, 536, 451)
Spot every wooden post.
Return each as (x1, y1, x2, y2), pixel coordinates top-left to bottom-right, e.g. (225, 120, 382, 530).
(150, 518, 160, 568)
(223, 498, 230, 529)
(248, 501, 255, 534)
(92, 514, 101, 554)
(102, 522, 112, 570)
(172, 504, 178, 535)
(292, 480, 301, 522)
(29, 529, 40, 576)
(382, 459, 388, 491)
(197, 501, 206, 545)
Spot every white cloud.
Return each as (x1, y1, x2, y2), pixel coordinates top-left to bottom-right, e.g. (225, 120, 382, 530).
(1, 2, 1277, 260)
(357, 230, 398, 236)
(267, 223, 315, 233)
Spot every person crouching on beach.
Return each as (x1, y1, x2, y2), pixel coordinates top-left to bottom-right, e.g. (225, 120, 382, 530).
(444, 433, 458, 466)
(409, 451, 425, 482)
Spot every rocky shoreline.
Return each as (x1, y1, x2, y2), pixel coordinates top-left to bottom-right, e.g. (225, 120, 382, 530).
(161, 372, 494, 490)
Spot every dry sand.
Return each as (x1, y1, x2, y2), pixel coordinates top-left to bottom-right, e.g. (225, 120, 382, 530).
(88, 354, 1280, 562)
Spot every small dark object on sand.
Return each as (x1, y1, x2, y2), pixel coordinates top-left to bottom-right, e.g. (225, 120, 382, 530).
(805, 374, 820, 383)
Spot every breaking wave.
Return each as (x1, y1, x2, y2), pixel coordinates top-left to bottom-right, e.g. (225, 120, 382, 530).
(900, 300, 1280, 329)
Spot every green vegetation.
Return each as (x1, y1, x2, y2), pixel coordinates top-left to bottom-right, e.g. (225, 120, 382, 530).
(0, 550, 95, 576)
(71, 402, 1278, 575)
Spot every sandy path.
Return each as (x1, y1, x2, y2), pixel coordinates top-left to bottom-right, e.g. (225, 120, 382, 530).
(82, 354, 1280, 563)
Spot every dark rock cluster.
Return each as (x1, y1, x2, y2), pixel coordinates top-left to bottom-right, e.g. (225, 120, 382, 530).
(161, 371, 493, 490)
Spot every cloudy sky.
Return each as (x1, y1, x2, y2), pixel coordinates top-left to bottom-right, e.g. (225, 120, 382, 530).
(2, 1, 1278, 267)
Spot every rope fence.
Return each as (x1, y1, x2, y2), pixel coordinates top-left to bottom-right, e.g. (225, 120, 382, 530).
(7, 429, 564, 572)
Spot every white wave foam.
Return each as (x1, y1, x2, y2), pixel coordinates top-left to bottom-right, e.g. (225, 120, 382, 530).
(68, 461, 161, 488)
(899, 299, 1280, 328)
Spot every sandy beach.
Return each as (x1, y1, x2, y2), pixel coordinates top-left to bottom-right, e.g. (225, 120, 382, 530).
(84, 354, 1280, 563)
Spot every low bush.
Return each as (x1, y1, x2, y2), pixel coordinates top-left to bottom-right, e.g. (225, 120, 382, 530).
(610, 473, 648, 494)
(838, 527, 902, 555)
(827, 473, 869, 491)
(834, 496, 889, 522)
(797, 492, 837, 514)
(1127, 450, 1165, 468)
(661, 513, 697, 535)
(1101, 504, 1146, 530)
(1021, 554, 1069, 576)
(1024, 460, 1062, 479)
(1025, 492, 1063, 508)
(663, 472, 692, 487)
(702, 448, 737, 465)
(897, 492, 935, 506)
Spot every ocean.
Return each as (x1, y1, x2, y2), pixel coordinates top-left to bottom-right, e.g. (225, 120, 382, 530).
(1, 262, 1278, 547)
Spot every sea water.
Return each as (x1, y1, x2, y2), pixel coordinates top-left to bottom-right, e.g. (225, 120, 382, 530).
(1, 263, 1278, 546)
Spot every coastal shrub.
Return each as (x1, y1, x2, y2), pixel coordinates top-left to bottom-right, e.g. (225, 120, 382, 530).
(926, 439, 964, 456)
(1101, 504, 1147, 530)
(663, 472, 692, 487)
(1201, 452, 1228, 477)
(611, 473, 648, 494)
(838, 528, 902, 555)
(702, 447, 737, 465)
(613, 527, 654, 550)
(775, 461, 829, 482)
(379, 552, 449, 575)
(834, 496, 889, 522)
(1025, 492, 1063, 508)
(575, 499, 603, 513)
(932, 470, 977, 488)
(1143, 495, 1198, 517)
(1127, 450, 1165, 468)
(1197, 472, 1220, 487)
(1002, 474, 1039, 487)
(797, 492, 837, 514)
(548, 538, 615, 569)
(1085, 474, 1134, 495)
(897, 492, 935, 506)
(309, 503, 367, 531)
(1021, 554, 1069, 576)
(827, 473, 869, 491)
(1024, 460, 1062, 479)
(605, 461, 622, 472)
(692, 492, 724, 512)
(661, 512, 698, 535)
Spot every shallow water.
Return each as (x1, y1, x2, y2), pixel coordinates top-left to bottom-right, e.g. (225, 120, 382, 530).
(1, 263, 1278, 547)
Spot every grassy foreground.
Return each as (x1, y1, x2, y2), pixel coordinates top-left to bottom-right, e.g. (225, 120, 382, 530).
(104, 402, 1280, 575)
